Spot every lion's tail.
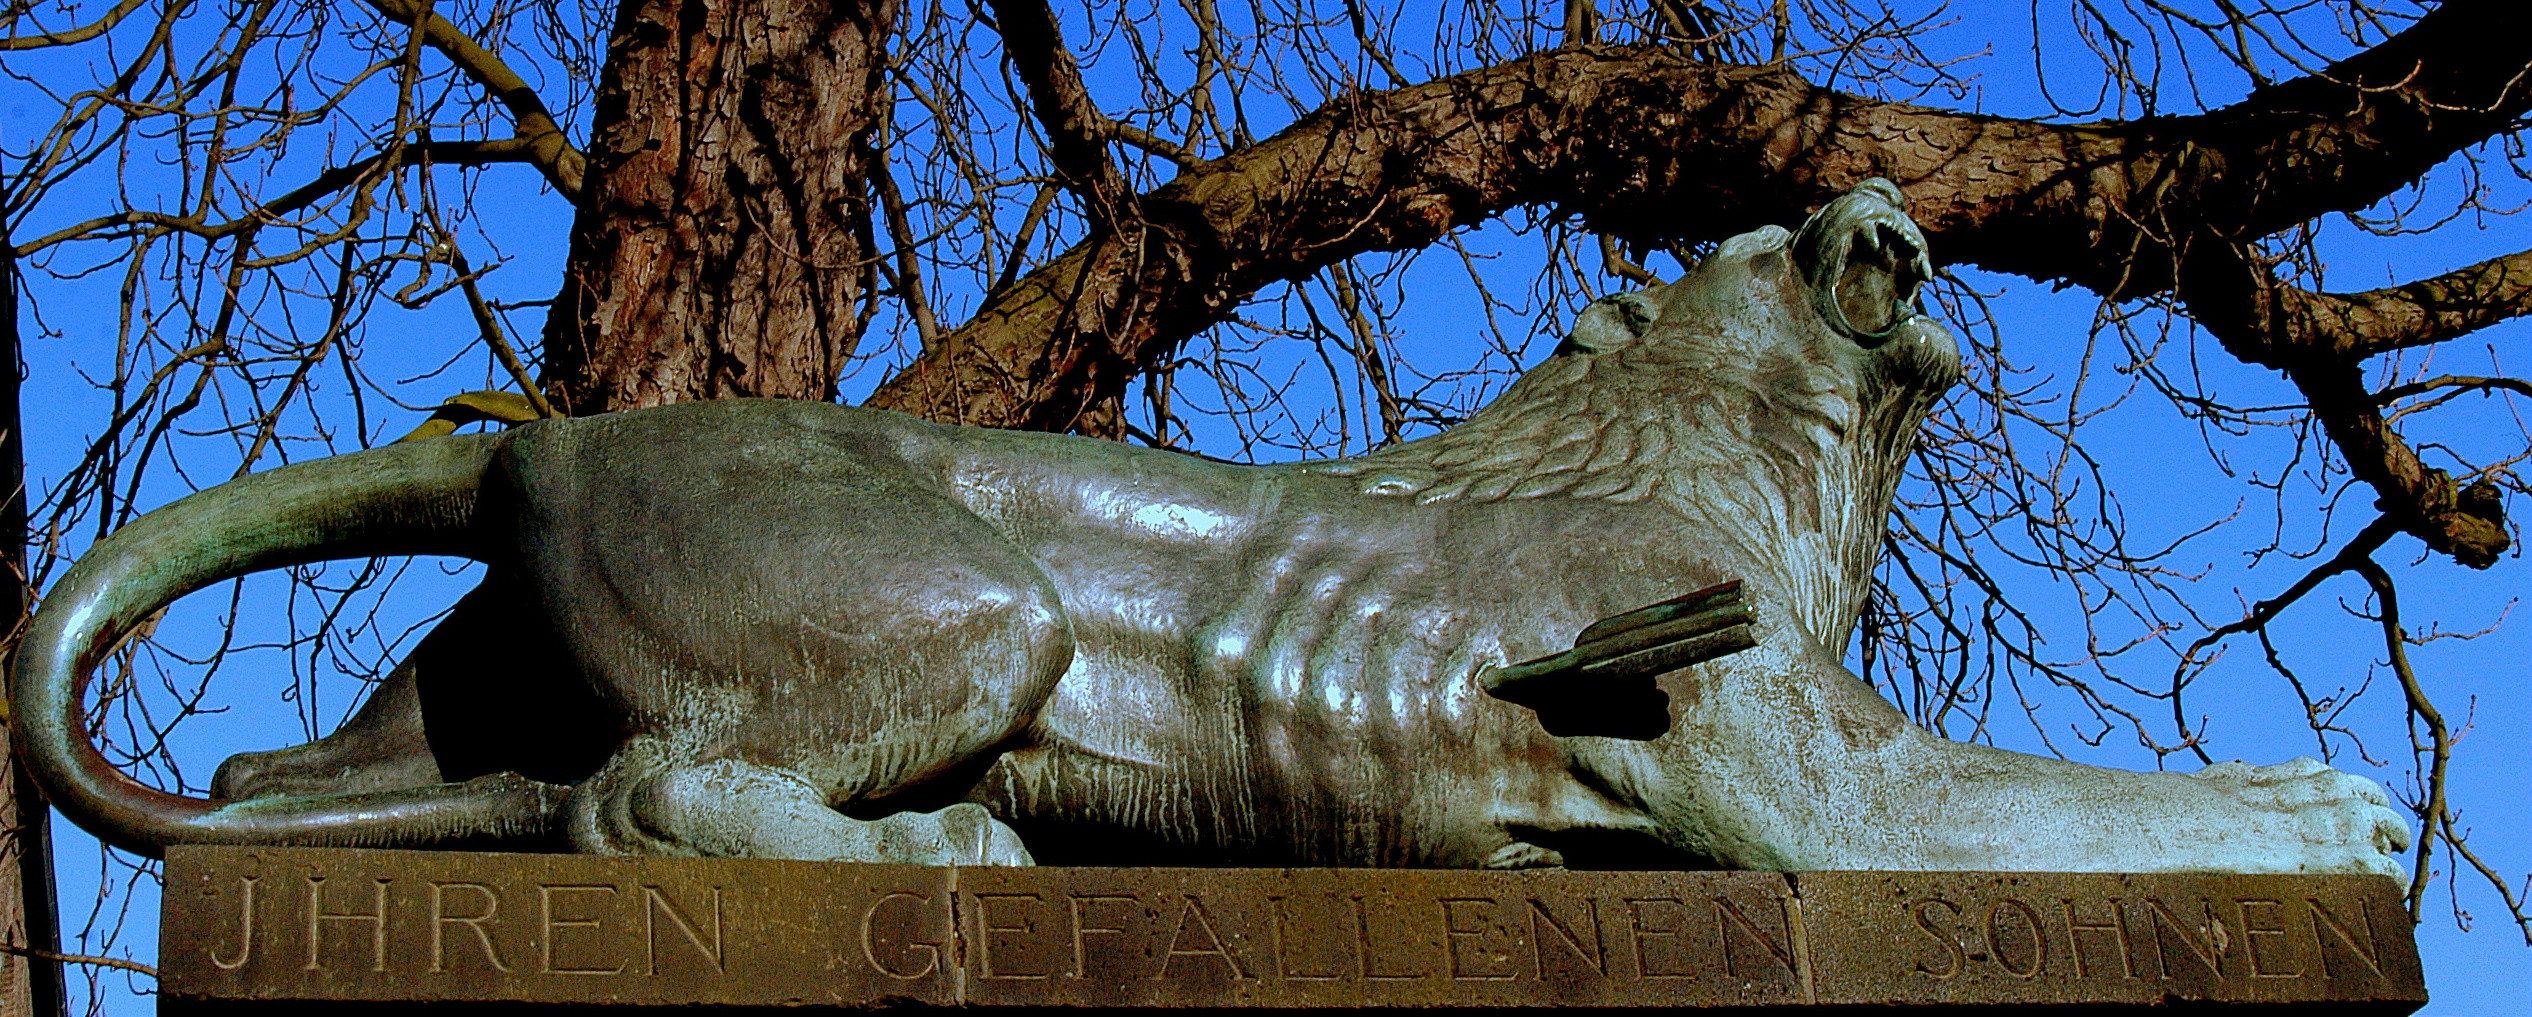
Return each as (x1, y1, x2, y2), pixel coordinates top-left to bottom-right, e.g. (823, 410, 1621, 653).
(13, 434, 566, 858)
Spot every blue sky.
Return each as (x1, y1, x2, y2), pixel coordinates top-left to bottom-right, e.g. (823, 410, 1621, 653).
(9, 0, 2528, 1012)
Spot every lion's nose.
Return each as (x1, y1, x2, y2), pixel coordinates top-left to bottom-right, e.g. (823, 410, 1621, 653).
(1852, 177, 1907, 212)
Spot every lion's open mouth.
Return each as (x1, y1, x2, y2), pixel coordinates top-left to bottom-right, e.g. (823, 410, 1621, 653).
(1793, 180, 1934, 347)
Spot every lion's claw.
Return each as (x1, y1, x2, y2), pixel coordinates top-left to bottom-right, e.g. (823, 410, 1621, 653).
(2186, 758, 2409, 879)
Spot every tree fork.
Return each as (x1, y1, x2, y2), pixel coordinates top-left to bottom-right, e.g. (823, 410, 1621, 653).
(869, 1, 2532, 561)
(2181, 242, 2515, 568)
(880, 4, 2532, 421)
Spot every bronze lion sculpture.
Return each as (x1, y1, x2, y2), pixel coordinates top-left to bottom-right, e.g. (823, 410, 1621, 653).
(16, 181, 2408, 876)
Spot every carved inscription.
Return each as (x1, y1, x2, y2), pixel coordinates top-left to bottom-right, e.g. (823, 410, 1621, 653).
(1160, 896, 1250, 981)
(1622, 895, 1802, 983)
(304, 877, 389, 972)
(181, 863, 740, 984)
(961, 888, 1797, 985)
(971, 892, 1052, 980)
(1440, 897, 1514, 981)
(947, 871, 1809, 1008)
(1070, 894, 1134, 979)
(540, 884, 624, 975)
(161, 849, 2424, 1010)
(1527, 897, 1605, 978)
(859, 890, 942, 980)
(1903, 892, 2391, 985)
(1801, 872, 2424, 1008)
(431, 882, 506, 973)
(206, 875, 256, 971)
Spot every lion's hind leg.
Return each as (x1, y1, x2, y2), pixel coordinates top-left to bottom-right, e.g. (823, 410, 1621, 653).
(210, 651, 438, 801)
(571, 743, 1030, 865)
(212, 572, 611, 802)
(512, 412, 1072, 865)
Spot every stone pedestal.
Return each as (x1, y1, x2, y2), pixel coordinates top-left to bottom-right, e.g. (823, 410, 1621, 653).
(158, 846, 2426, 1012)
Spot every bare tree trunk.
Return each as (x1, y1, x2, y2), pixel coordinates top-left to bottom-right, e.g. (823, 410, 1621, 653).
(540, 0, 900, 412)
(0, 249, 65, 1017)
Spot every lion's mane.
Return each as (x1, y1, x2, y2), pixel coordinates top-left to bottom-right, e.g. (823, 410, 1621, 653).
(1310, 299, 1951, 647)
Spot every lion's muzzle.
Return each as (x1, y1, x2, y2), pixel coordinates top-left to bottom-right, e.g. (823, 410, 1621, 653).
(1793, 179, 1936, 349)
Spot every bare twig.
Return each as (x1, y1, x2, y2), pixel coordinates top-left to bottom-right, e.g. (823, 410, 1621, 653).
(875, 157, 944, 350)
(0, 0, 147, 50)
(1598, 234, 1663, 286)
(2375, 375, 2532, 407)
(2351, 558, 2451, 917)
(0, 943, 155, 980)
(444, 242, 557, 418)
(2176, 515, 2400, 687)
(990, 182, 1062, 299)
(14, 139, 544, 257)
(361, 0, 587, 200)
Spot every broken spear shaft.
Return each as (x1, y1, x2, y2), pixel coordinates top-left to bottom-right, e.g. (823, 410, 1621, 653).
(1481, 580, 1758, 715)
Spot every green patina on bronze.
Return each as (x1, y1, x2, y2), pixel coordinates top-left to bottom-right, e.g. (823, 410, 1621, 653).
(13, 183, 2410, 881)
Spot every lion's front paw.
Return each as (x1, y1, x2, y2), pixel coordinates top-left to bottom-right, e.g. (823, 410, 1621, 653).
(871, 803, 1036, 867)
(2187, 757, 2410, 878)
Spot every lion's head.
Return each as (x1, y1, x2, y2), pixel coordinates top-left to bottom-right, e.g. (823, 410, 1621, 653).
(1328, 179, 1962, 648)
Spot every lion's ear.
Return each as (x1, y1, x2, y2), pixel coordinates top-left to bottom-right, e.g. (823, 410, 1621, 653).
(1561, 291, 1663, 355)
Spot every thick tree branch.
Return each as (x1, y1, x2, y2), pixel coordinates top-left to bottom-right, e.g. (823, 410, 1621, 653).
(932, 0, 1192, 435)
(2298, 350, 2506, 568)
(363, 0, 586, 201)
(869, 1, 2531, 567)
(986, 0, 1134, 226)
(2206, 248, 2532, 366)
(2183, 242, 2532, 567)
(2222, 269, 2512, 567)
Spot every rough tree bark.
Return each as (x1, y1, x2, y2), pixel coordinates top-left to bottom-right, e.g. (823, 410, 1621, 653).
(539, 0, 901, 412)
